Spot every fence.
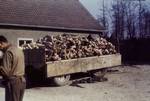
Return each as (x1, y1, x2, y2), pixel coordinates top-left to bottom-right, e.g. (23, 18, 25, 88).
(120, 38, 150, 64)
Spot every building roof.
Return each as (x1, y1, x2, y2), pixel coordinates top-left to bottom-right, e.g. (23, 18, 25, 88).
(0, 0, 105, 33)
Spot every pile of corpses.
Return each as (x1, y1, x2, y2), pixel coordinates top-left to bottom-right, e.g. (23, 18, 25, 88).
(21, 34, 117, 61)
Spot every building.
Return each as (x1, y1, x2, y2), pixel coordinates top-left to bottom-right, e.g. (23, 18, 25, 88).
(0, 0, 105, 47)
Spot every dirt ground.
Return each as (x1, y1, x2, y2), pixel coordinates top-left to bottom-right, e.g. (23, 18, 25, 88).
(0, 65, 150, 101)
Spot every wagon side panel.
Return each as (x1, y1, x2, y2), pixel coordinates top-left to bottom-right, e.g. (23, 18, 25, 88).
(46, 54, 121, 77)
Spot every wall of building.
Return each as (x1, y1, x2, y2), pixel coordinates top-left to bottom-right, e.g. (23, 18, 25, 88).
(0, 28, 99, 47)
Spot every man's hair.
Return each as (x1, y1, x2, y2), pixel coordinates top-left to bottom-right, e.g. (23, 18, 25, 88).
(0, 35, 8, 43)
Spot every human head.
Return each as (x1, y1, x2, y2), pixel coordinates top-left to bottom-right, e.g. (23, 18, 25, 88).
(0, 35, 9, 51)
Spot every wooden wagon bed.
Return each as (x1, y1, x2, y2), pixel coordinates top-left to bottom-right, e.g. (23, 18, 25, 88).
(46, 54, 121, 77)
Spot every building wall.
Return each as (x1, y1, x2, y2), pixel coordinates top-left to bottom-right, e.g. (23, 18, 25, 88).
(0, 28, 99, 47)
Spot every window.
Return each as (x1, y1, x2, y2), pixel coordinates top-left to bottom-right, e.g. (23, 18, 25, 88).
(17, 38, 33, 47)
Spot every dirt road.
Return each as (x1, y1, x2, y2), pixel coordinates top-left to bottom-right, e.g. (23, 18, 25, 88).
(0, 65, 150, 101)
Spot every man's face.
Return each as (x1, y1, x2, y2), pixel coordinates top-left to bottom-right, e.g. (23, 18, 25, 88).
(0, 43, 3, 49)
(0, 42, 6, 51)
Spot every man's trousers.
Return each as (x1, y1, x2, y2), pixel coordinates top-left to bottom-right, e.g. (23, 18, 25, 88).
(5, 77, 26, 101)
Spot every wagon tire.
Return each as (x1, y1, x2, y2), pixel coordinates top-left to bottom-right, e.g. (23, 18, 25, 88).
(53, 75, 71, 86)
(94, 68, 107, 77)
(91, 68, 108, 82)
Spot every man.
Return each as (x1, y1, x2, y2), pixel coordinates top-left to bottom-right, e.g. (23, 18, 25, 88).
(0, 35, 26, 101)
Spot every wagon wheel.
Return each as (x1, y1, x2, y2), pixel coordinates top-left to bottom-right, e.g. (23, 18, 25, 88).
(53, 75, 71, 86)
(94, 68, 107, 77)
(91, 68, 108, 82)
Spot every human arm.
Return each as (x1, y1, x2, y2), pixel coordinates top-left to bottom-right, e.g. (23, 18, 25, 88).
(0, 51, 13, 77)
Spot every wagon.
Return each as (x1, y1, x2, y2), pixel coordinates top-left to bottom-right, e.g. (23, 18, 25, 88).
(24, 49, 121, 86)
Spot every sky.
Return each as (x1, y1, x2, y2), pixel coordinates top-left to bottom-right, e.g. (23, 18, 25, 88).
(79, 0, 150, 19)
(79, 0, 111, 18)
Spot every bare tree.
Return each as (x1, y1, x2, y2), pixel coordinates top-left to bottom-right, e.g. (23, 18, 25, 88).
(97, 0, 149, 39)
(125, 1, 138, 38)
(143, 9, 150, 37)
(111, 0, 126, 39)
(97, 0, 109, 37)
(110, 0, 148, 39)
(110, 0, 127, 52)
(138, 0, 146, 38)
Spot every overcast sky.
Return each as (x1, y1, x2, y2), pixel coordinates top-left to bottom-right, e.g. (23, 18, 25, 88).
(79, 0, 112, 18)
(79, 0, 150, 19)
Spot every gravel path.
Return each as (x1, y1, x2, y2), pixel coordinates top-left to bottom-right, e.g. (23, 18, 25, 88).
(0, 65, 150, 101)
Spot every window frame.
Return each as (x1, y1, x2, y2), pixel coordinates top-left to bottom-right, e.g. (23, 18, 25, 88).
(17, 38, 33, 48)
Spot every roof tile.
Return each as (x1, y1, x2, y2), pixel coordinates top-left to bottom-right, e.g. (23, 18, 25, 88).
(0, 0, 104, 32)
